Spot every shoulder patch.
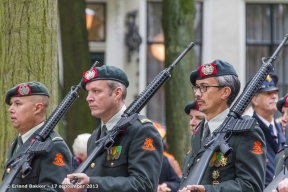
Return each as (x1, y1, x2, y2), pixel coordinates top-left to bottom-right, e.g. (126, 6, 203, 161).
(52, 153, 65, 166)
(140, 118, 152, 124)
(142, 137, 155, 151)
(138, 115, 152, 124)
(52, 137, 63, 141)
(251, 141, 264, 155)
(49, 131, 63, 141)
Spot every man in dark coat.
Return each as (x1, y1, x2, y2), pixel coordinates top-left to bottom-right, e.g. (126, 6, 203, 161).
(179, 60, 266, 192)
(251, 72, 286, 187)
(62, 65, 163, 192)
(2, 81, 73, 192)
(274, 93, 288, 176)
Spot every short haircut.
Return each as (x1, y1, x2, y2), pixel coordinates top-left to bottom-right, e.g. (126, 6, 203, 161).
(216, 75, 241, 107)
(107, 80, 127, 102)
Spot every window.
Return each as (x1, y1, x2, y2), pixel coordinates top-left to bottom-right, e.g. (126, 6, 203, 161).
(246, 3, 288, 98)
(246, 3, 288, 118)
(86, 3, 106, 42)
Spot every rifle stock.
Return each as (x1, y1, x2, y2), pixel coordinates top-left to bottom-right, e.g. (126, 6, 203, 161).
(0, 62, 99, 192)
(180, 34, 288, 189)
(70, 42, 194, 183)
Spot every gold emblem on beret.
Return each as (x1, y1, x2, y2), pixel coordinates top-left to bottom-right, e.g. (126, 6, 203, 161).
(266, 74, 272, 82)
(202, 64, 215, 75)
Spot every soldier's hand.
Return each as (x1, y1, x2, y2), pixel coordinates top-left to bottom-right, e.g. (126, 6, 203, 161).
(178, 185, 205, 192)
(158, 183, 171, 192)
(278, 178, 288, 192)
(61, 173, 89, 192)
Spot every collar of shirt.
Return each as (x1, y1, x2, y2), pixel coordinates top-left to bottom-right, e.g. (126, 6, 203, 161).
(255, 113, 277, 135)
(101, 105, 127, 131)
(19, 122, 45, 144)
(204, 108, 230, 135)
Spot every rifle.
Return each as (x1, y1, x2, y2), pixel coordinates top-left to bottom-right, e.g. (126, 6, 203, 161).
(264, 124, 288, 192)
(0, 62, 99, 192)
(180, 34, 288, 189)
(70, 42, 194, 184)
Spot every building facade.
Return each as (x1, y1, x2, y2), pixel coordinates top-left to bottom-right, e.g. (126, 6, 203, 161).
(85, 0, 288, 123)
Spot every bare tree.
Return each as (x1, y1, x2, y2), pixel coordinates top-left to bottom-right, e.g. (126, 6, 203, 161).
(162, 0, 196, 167)
(0, 0, 58, 167)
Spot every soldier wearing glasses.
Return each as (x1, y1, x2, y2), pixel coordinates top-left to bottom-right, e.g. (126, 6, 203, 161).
(180, 60, 266, 192)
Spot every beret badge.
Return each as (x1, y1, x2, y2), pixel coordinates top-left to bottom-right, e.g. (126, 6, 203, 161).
(83, 68, 98, 82)
(199, 62, 217, 77)
(17, 84, 32, 96)
(266, 74, 272, 82)
(285, 95, 288, 107)
(195, 100, 199, 110)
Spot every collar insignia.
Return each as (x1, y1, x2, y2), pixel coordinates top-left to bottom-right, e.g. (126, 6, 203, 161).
(83, 67, 98, 82)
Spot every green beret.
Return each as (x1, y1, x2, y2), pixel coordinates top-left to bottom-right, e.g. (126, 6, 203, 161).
(5, 81, 50, 105)
(190, 59, 238, 86)
(81, 65, 129, 90)
(277, 94, 288, 113)
(184, 99, 199, 115)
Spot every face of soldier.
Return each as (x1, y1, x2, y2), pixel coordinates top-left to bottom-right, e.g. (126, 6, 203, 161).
(85, 80, 122, 123)
(189, 109, 205, 133)
(281, 107, 288, 135)
(194, 77, 229, 121)
(253, 91, 278, 115)
(8, 96, 39, 135)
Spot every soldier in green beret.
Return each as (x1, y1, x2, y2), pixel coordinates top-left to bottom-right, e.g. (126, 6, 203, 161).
(184, 99, 205, 134)
(180, 60, 266, 192)
(62, 65, 163, 192)
(276, 94, 288, 136)
(271, 93, 288, 191)
(2, 81, 73, 192)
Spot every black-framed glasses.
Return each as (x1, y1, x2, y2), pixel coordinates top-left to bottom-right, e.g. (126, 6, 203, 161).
(192, 85, 224, 93)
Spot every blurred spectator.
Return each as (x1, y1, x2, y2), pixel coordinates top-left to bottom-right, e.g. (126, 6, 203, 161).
(153, 122, 181, 192)
(72, 133, 91, 169)
(153, 122, 183, 178)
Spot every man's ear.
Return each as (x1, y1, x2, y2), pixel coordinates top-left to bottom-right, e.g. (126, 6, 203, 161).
(34, 103, 44, 114)
(251, 96, 258, 106)
(113, 87, 123, 100)
(221, 87, 231, 100)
